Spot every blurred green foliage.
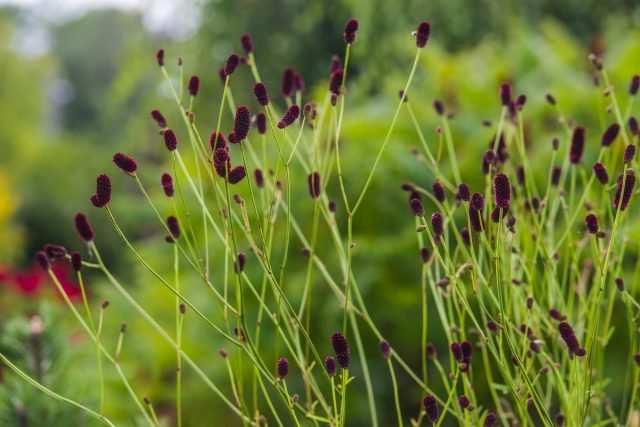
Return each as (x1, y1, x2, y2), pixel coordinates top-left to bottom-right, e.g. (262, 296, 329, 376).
(0, 1, 639, 425)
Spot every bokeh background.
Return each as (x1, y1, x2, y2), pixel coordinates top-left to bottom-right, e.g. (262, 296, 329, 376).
(0, 0, 639, 425)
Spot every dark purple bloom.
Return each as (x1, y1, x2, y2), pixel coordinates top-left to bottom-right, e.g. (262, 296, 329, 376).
(551, 166, 562, 186)
(325, 356, 337, 376)
(569, 127, 585, 164)
(516, 94, 527, 110)
(92, 174, 112, 208)
(307, 172, 321, 198)
(601, 123, 620, 147)
(254, 169, 264, 189)
(188, 75, 200, 97)
(328, 200, 337, 213)
(223, 53, 240, 77)
(516, 165, 525, 186)
(629, 75, 639, 96)
(281, 66, 296, 98)
(240, 33, 254, 54)
(164, 129, 178, 151)
(236, 252, 246, 273)
(329, 55, 342, 73)
(253, 82, 270, 107)
(545, 93, 556, 105)
(44, 244, 66, 259)
(558, 321, 585, 357)
(150, 109, 167, 128)
(399, 90, 408, 102)
(113, 152, 138, 174)
(458, 395, 470, 409)
(409, 197, 425, 217)
(74, 212, 94, 241)
(432, 180, 445, 203)
(167, 216, 181, 239)
(415, 22, 431, 48)
(615, 277, 625, 291)
(549, 308, 566, 321)
(585, 213, 599, 234)
(277, 104, 300, 129)
(460, 227, 470, 245)
(329, 69, 344, 96)
(161, 172, 174, 197)
(433, 99, 444, 116)
(629, 117, 639, 136)
(343, 18, 359, 43)
(331, 332, 350, 369)
(71, 251, 82, 272)
(494, 173, 511, 209)
(483, 412, 498, 427)
(156, 49, 164, 66)
(613, 170, 636, 211)
(422, 395, 440, 422)
(255, 112, 267, 134)
(420, 247, 431, 263)
(624, 144, 636, 163)
(500, 83, 512, 106)
(209, 132, 226, 151)
(233, 106, 251, 142)
(35, 251, 49, 270)
(592, 163, 609, 184)
(456, 183, 470, 201)
(277, 357, 289, 379)
(450, 342, 464, 363)
(470, 192, 485, 211)
(379, 339, 391, 358)
(228, 166, 247, 184)
(431, 212, 444, 238)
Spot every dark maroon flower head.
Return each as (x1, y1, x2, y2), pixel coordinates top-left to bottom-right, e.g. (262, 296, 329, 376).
(409, 197, 425, 217)
(401, 182, 415, 192)
(156, 49, 164, 66)
(615, 277, 624, 291)
(433, 99, 444, 116)
(277, 104, 300, 129)
(420, 247, 431, 263)
(613, 170, 636, 211)
(431, 212, 444, 238)
(188, 75, 200, 97)
(629, 75, 640, 96)
(456, 183, 470, 202)
(555, 413, 565, 427)
(113, 152, 138, 174)
(450, 342, 464, 363)
(585, 213, 599, 234)
(329, 55, 342, 73)
(277, 357, 289, 379)
(552, 137, 559, 151)
(399, 89, 408, 102)
(629, 117, 639, 136)
(331, 332, 350, 369)
(379, 339, 391, 358)
(490, 206, 506, 223)
(236, 252, 246, 273)
(601, 123, 620, 146)
(470, 192, 485, 212)
(209, 132, 226, 151)
(624, 144, 636, 163)
(483, 412, 498, 427)
(551, 166, 562, 186)
(558, 321, 585, 357)
(255, 112, 267, 134)
(228, 166, 247, 184)
(500, 83, 512, 106)
(460, 227, 470, 245)
(167, 216, 181, 239)
(223, 53, 240, 77)
(458, 395, 470, 409)
(415, 21, 431, 48)
(74, 212, 94, 241)
(253, 82, 270, 107)
(44, 244, 66, 259)
(634, 353, 640, 366)
(91, 174, 112, 208)
(232, 105, 251, 142)
(307, 172, 321, 198)
(281, 66, 296, 97)
(545, 93, 556, 105)
(343, 18, 359, 43)
(161, 172, 174, 197)
(164, 129, 178, 151)
(549, 308, 566, 321)
(325, 356, 337, 376)
(516, 165, 525, 186)
(422, 394, 440, 422)
(432, 180, 445, 203)
(150, 109, 167, 128)
(493, 173, 511, 209)
(527, 296, 534, 309)
(569, 126, 586, 164)
(328, 200, 337, 213)
(516, 94, 527, 110)
(425, 342, 437, 358)
(240, 33, 254, 54)
(592, 163, 609, 185)
(71, 251, 82, 272)
(329, 69, 344, 96)
(254, 168, 264, 189)
(35, 251, 49, 270)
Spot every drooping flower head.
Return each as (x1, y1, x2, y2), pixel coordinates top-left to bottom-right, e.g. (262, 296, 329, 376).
(150, 109, 167, 128)
(113, 152, 138, 174)
(601, 123, 620, 146)
(277, 104, 300, 129)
